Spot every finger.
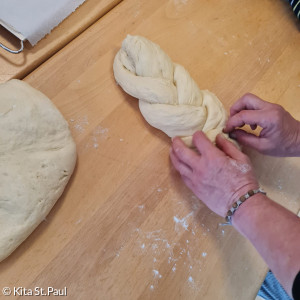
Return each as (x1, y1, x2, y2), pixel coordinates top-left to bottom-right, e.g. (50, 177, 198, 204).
(224, 110, 267, 133)
(231, 129, 268, 152)
(216, 134, 245, 160)
(172, 137, 199, 167)
(230, 93, 267, 117)
(181, 175, 193, 190)
(170, 148, 193, 177)
(192, 131, 220, 156)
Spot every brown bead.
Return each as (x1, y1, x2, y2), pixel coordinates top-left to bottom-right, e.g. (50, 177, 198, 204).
(227, 210, 233, 216)
(240, 195, 246, 202)
(248, 190, 254, 196)
(233, 202, 238, 208)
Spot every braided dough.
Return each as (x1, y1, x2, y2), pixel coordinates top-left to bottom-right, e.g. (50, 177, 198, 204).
(113, 35, 231, 147)
(0, 80, 76, 262)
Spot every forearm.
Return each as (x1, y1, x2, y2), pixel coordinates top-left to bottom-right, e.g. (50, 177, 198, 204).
(232, 194, 300, 297)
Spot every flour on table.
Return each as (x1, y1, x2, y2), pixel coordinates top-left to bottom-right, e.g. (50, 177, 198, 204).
(85, 125, 109, 149)
(72, 115, 89, 133)
(173, 212, 193, 231)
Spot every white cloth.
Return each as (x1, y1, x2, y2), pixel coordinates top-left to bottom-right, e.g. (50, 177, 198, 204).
(0, 0, 86, 45)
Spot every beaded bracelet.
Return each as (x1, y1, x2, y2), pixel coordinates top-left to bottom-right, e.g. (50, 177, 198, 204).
(225, 188, 266, 225)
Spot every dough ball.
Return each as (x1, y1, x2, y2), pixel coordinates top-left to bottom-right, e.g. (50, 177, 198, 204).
(0, 80, 77, 262)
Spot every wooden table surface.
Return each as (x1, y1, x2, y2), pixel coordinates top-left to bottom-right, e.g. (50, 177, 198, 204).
(1, 0, 300, 299)
(0, 0, 122, 83)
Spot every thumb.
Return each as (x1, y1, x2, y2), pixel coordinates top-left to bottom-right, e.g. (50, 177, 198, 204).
(192, 131, 218, 156)
(216, 134, 245, 160)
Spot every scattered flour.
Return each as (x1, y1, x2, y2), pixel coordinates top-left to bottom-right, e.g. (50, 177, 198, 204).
(130, 187, 226, 292)
(115, 245, 125, 258)
(72, 115, 89, 133)
(173, 212, 193, 231)
(94, 125, 109, 137)
(153, 270, 162, 279)
(87, 125, 109, 149)
(187, 275, 201, 291)
(152, 244, 158, 250)
(138, 205, 145, 212)
(230, 160, 251, 174)
(277, 179, 283, 190)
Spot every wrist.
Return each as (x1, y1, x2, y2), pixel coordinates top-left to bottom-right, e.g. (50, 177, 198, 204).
(225, 185, 263, 224)
(231, 192, 269, 229)
(227, 183, 259, 213)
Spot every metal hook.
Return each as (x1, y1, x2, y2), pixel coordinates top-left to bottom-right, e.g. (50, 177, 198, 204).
(0, 39, 24, 54)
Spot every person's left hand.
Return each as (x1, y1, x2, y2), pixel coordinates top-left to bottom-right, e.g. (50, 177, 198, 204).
(170, 131, 259, 217)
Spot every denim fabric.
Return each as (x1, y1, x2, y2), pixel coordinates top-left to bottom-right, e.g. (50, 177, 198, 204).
(257, 271, 292, 300)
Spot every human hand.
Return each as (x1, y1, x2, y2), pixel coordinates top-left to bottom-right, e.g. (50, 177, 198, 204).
(224, 93, 300, 157)
(170, 132, 259, 217)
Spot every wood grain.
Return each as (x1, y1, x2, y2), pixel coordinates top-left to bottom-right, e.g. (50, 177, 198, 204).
(0, 0, 300, 299)
(0, 0, 122, 83)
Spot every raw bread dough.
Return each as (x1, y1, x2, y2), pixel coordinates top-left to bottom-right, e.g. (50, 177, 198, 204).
(0, 80, 76, 262)
(113, 35, 231, 147)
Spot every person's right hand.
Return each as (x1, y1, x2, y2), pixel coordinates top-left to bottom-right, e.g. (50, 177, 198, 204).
(224, 93, 300, 157)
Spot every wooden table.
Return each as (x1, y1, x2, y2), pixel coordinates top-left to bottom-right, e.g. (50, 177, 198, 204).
(0, 0, 300, 299)
(0, 0, 122, 83)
